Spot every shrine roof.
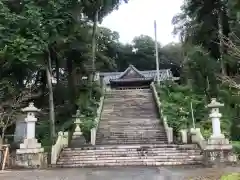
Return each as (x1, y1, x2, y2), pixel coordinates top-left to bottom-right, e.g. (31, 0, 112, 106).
(99, 64, 176, 84)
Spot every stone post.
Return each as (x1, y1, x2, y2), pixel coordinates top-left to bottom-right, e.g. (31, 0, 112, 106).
(180, 129, 188, 144)
(16, 102, 47, 168)
(69, 110, 86, 148)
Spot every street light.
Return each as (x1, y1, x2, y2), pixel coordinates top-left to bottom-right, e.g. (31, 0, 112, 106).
(154, 20, 160, 85)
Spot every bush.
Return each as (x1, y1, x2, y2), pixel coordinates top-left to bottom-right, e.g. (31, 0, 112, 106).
(232, 141, 240, 159)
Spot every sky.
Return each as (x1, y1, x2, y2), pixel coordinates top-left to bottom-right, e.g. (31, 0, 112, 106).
(102, 0, 184, 46)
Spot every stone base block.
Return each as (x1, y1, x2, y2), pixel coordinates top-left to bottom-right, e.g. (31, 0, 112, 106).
(202, 137, 237, 166)
(208, 137, 230, 145)
(15, 151, 48, 169)
(19, 138, 42, 149)
(69, 135, 86, 148)
(17, 148, 44, 154)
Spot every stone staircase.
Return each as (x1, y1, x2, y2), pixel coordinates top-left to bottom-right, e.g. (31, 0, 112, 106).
(96, 89, 167, 145)
(56, 89, 203, 167)
(57, 144, 202, 167)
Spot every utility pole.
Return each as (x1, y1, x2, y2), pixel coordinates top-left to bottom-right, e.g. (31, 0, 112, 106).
(154, 20, 160, 85)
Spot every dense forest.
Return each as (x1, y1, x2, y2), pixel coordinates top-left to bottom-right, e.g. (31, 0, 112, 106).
(0, 0, 183, 147)
(1, 0, 240, 150)
(161, 0, 240, 143)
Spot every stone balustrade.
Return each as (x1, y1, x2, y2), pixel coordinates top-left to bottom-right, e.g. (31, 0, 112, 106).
(190, 128, 207, 149)
(90, 89, 106, 145)
(51, 131, 69, 165)
(150, 82, 173, 144)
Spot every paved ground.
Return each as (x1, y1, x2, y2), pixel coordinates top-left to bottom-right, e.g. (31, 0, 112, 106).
(0, 166, 239, 180)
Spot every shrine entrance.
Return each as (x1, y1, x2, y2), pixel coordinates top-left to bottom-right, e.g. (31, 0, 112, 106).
(109, 65, 154, 89)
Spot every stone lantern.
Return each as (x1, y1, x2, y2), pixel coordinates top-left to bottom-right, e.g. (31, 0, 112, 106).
(16, 102, 46, 168)
(70, 110, 86, 148)
(207, 98, 225, 140)
(73, 110, 82, 136)
(203, 98, 237, 166)
(17, 102, 43, 151)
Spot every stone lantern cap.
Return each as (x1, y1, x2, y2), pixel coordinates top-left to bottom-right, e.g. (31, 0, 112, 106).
(72, 109, 85, 118)
(207, 98, 224, 108)
(22, 102, 41, 112)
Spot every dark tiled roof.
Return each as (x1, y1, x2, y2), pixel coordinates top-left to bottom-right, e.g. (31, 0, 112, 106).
(110, 77, 154, 82)
(100, 68, 174, 84)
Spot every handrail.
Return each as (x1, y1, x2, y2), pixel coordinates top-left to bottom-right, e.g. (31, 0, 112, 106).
(150, 82, 173, 144)
(51, 131, 68, 165)
(190, 128, 207, 150)
(90, 86, 106, 145)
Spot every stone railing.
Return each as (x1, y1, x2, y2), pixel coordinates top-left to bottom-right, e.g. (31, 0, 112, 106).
(190, 128, 207, 150)
(150, 82, 173, 144)
(51, 131, 69, 165)
(90, 88, 106, 145)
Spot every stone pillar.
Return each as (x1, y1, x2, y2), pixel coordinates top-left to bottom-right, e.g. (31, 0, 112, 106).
(69, 110, 86, 148)
(180, 129, 188, 144)
(16, 102, 47, 168)
(207, 98, 225, 139)
(100, 75, 104, 87)
(94, 72, 100, 81)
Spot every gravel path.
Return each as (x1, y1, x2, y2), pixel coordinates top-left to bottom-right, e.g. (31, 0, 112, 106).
(0, 166, 239, 180)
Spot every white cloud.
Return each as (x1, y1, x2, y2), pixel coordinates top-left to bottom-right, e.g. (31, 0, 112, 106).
(102, 0, 183, 46)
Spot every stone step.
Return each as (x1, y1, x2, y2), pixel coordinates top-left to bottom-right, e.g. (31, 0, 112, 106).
(96, 138, 166, 140)
(95, 135, 167, 139)
(96, 130, 165, 133)
(97, 128, 165, 131)
(57, 160, 203, 167)
(105, 91, 152, 95)
(58, 157, 203, 163)
(97, 126, 163, 129)
(58, 156, 203, 163)
(96, 130, 166, 133)
(96, 137, 167, 144)
(96, 133, 166, 137)
(56, 143, 202, 167)
(101, 116, 158, 119)
(99, 123, 159, 126)
(58, 153, 202, 162)
(63, 144, 199, 150)
(105, 94, 152, 97)
(96, 136, 167, 139)
(99, 119, 160, 121)
(95, 141, 167, 145)
(61, 149, 201, 155)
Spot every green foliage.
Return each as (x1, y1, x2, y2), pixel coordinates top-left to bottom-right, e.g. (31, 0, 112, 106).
(158, 82, 235, 139)
(221, 173, 240, 180)
(232, 141, 240, 157)
(159, 82, 207, 135)
(81, 116, 96, 142)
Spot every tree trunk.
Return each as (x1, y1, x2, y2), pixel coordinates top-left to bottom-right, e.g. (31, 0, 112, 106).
(89, 10, 99, 99)
(66, 58, 75, 112)
(1, 128, 5, 145)
(46, 50, 56, 142)
(220, 3, 230, 75)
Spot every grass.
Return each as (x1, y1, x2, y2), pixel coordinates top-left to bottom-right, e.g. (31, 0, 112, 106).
(221, 173, 240, 180)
